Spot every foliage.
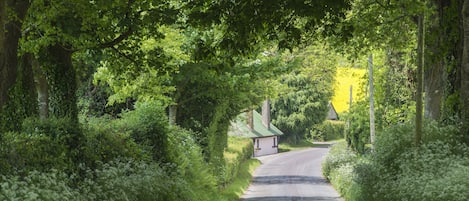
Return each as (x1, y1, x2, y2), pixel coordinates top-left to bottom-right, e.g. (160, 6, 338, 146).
(322, 141, 357, 180)
(166, 126, 220, 200)
(323, 122, 469, 201)
(344, 99, 370, 153)
(21, 117, 85, 168)
(310, 120, 345, 141)
(221, 159, 261, 201)
(185, 0, 350, 54)
(374, 50, 416, 127)
(115, 101, 170, 162)
(0, 161, 189, 201)
(0, 55, 37, 133)
(82, 117, 150, 167)
(271, 44, 337, 143)
(220, 137, 254, 187)
(326, 0, 426, 55)
(0, 132, 70, 175)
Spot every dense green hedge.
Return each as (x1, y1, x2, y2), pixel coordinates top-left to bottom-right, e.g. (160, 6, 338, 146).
(311, 120, 345, 141)
(0, 101, 225, 200)
(323, 122, 469, 201)
(220, 137, 253, 187)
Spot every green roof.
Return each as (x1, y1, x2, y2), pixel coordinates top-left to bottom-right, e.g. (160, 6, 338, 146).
(229, 110, 283, 138)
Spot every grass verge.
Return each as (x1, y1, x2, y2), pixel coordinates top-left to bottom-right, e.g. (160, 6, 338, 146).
(221, 159, 261, 201)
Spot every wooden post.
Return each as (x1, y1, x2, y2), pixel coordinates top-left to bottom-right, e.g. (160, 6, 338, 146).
(416, 15, 425, 145)
(368, 54, 375, 149)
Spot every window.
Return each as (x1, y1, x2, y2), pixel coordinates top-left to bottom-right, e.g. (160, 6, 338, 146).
(256, 139, 260, 150)
(272, 137, 278, 148)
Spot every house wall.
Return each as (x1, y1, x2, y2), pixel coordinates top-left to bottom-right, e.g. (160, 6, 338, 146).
(253, 136, 279, 157)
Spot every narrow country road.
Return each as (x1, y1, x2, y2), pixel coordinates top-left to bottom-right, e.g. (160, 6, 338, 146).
(240, 144, 343, 201)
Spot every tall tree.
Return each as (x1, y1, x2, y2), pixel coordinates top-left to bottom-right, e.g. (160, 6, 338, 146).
(0, 0, 31, 132)
(271, 45, 337, 143)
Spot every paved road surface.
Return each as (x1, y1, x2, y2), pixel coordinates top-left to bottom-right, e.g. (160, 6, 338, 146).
(240, 145, 343, 201)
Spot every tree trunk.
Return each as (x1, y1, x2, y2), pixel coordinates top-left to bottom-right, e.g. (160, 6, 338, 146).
(461, 0, 469, 143)
(368, 55, 375, 149)
(424, 60, 444, 120)
(18, 53, 38, 118)
(0, 0, 30, 115)
(424, 0, 453, 121)
(42, 44, 78, 123)
(33, 57, 49, 119)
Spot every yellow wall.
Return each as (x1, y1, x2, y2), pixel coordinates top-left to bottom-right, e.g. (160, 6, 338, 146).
(331, 67, 366, 113)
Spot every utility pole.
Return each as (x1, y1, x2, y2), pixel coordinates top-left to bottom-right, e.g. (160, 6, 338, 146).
(416, 15, 425, 145)
(368, 54, 375, 149)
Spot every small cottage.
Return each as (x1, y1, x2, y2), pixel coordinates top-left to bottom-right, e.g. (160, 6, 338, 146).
(229, 100, 284, 157)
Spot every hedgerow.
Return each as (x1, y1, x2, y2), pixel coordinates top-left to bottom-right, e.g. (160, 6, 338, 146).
(323, 122, 469, 201)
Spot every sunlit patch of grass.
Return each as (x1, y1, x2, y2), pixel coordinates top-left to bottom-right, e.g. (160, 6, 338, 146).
(279, 140, 324, 152)
(220, 159, 261, 201)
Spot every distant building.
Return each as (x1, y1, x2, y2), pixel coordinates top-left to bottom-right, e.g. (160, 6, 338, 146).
(229, 100, 284, 157)
(327, 102, 339, 120)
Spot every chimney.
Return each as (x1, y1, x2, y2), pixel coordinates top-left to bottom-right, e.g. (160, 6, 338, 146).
(247, 110, 254, 130)
(262, 99, 270, 129)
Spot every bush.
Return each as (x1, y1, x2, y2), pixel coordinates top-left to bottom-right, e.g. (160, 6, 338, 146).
(0, 170, 80, 201)
(325, 122, 469, 201)
(0, 132, 70, 175)
(220, 137, 253, 186)
(344, 100, 370, 154)
(310, 120, 345, 141)
(322, 141, 357, 180)
(0, 160, 189, 201)
(21, 117, 85, 167)
(166, 127, 220, 200)
(116, 101, 170, 162)
(392, 141, 469, 201)
(322, 141, 363, 201)
(82, 116, 151, 168)
(81, 160, 188, 201)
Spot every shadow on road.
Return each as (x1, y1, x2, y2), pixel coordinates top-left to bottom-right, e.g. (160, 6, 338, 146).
(240, 196, 342, 201)
(252, 175, 328, 185)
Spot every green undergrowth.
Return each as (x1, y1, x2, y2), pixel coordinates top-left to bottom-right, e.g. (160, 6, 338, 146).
(221, 137, 254, 186)
(0, 102, 256, 201)
(221, 159, 261, 201)
(322, 122, 469, 201)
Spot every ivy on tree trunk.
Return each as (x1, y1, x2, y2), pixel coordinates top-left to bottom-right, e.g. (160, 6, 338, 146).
(41, 45, 78, 124)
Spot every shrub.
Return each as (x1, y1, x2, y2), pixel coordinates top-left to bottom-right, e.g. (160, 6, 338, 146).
(310, 120, 345, 141)
(82, 116, 151, 168)
(392, 141, 469, 201)
(322, 141, 357, 180)
(21, 117, 85, 167)
(0, 132, 70, 174)
(350, 122, 468, 201)
(80, 160, 187, 201)
(220, 137, 253, 186)
(0, 160, 189, 201)
(0, 170, 80, 201)
(322, 141, 364, 201)
(116, 101, 169, 162)
(344, 100, 370, 154)
(166, 126, 220, 200)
